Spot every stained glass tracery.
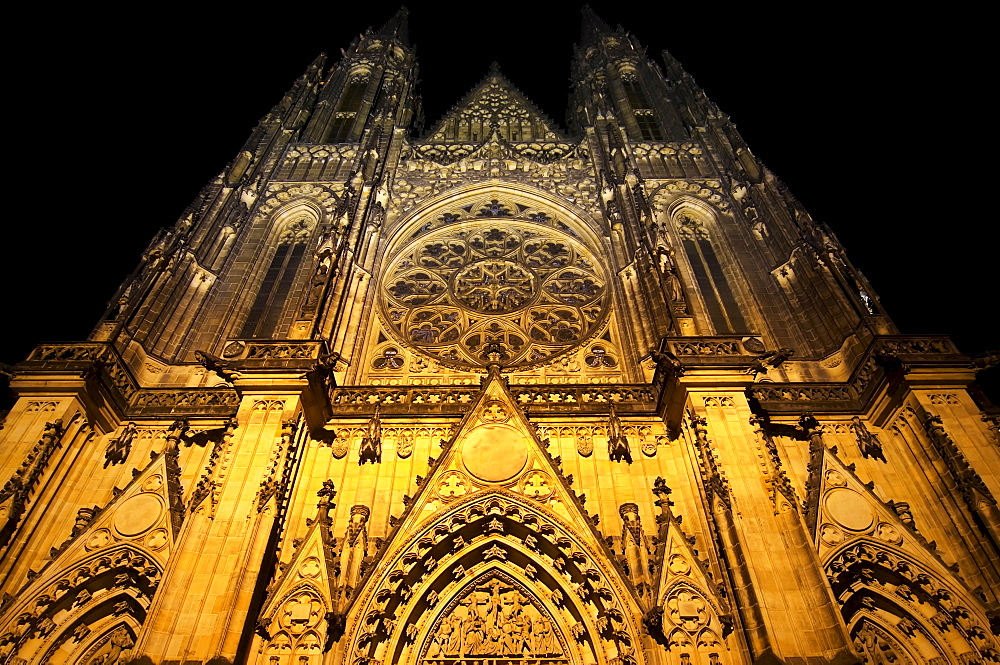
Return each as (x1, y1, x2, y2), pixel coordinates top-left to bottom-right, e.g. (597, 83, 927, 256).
(381, 218, 608, 369)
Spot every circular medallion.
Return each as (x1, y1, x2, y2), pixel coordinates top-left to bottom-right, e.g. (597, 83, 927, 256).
(438, 470, 470, 500)
(114, 493, 164, 537)
(142, 474, 163, 493)
(461, 424, 528, 483)
(825, 488, 875, 532)
(85, 529, 111, 551)
(875, 523, 902, 545)
(668, 554, 691, 575)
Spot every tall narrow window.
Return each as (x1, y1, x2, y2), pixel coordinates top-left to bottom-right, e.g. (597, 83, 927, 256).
(621, 74, 663, 140)
(240, 222, 311, 338)
(676, 215, 748, 334)
(327, 75, 369, 142)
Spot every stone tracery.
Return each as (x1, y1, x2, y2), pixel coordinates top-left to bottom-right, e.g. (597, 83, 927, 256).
(381, 214, 609, 370)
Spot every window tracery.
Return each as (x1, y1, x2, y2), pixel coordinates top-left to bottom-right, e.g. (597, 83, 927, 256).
(240, 219, 313, 339)
(381, 216, 608, 370)
(675, 213, 748, 334)
(327, 74, 369, 143)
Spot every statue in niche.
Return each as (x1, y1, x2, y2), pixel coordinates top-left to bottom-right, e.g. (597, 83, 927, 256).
(359, 404, 382, 465)
(850, 416, 887, 462)
(608, 403, 632, 464)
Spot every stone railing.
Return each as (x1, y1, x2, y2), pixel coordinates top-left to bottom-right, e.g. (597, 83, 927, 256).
(22, 342, 139, 403)
(219, 339, 329, 371)
(331, 383, 657, 416)
(129, 389, 241, 417)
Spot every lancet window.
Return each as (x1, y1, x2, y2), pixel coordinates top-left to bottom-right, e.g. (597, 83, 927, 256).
(327, 74, 369, 143)
(675, 213, 748, 334)
(240, 220, 312, 338)
(621, 72, 663, 141)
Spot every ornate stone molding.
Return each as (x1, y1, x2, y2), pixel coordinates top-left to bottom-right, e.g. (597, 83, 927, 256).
(330, 384, 656, 416)
(649, 179, 730, 213)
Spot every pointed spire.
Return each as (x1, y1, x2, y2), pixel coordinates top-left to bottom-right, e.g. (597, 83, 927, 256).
(376, 6, 409, 45)
(580, 5, 613, 45)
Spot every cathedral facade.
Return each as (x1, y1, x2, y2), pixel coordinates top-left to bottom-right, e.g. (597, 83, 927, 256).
(1, 9, 998, 665)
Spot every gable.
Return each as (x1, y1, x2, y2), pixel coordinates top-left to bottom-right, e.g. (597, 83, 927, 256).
(426, 69, 564, 143)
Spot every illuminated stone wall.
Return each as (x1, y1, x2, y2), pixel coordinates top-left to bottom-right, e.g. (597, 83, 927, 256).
(1, 9, 998, 665)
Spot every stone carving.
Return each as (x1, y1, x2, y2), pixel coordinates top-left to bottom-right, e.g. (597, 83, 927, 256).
(254, 182, 343, 220)
(752, 385, 853, 402)
(850, 416, 887, 462)
(438, 471, 470, 501)
(607, 403, 631, 463)
(420, 576, 566, 662)
(79, 625, 134, 665)
(380, 220, 609, 370)
(745, 347, 794, 375)
(519, 471, 553, 500)
(332, 385, 655, 414)
(0, 419, 65, 547)
(671, 340, 741, 356)
(104, 422, 137, 467)
(194, 350, 241, 383)
(359, 404, 382, 465)
(131, 390, 240, 408)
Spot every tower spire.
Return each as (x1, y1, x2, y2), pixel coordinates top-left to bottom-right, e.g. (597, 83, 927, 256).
(580, 5, 614, 45)
(375, 6, 409, 44)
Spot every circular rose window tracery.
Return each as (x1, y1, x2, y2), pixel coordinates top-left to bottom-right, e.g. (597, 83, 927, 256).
(381, 220, 609, 369)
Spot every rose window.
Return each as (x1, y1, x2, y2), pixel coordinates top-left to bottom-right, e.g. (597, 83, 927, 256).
(381, 221, 609, 369)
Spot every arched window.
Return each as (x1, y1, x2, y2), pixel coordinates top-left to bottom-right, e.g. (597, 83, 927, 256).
(327, 75, 369, 142)
(675, 213, 748, 334)
(240, 221, 312, 338)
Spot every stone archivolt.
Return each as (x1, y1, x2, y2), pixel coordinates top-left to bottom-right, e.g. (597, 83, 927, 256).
(343, 372, 650, 665)
(0, 447, 181, 664)
(807, 436, 1000, 665)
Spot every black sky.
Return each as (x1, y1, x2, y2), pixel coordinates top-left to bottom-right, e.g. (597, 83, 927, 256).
(1, 4, 995, 368)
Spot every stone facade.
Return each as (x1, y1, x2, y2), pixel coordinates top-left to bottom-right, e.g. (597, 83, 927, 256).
(1, 9, 998, 665)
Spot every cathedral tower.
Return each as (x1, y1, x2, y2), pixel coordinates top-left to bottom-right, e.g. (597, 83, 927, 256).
(1, 9, 998, 665)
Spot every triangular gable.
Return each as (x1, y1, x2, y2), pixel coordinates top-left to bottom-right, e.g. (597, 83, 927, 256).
(807, 443, 962, 572)
(256, 488, 339, 650)
(805, 441, 999, 656)
(425, 67, 564, 142)
(338, 367, 650, 665)
(382, 366, 610, 542)
(0, 446, 184, 660)
(646, 482, 735, 652)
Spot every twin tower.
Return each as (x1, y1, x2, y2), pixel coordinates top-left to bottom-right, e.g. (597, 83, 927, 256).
(1, 9, 998, 665)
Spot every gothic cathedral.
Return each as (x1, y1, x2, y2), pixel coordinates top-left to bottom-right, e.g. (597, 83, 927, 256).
(1, 9, 998, 665)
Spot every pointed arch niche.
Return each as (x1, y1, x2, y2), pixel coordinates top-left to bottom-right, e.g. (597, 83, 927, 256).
(666, 200, 750, 335)
(344, 491, 648, 665)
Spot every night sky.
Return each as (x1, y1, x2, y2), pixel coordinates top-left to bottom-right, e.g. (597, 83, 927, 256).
(2, 5, 994, 372)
